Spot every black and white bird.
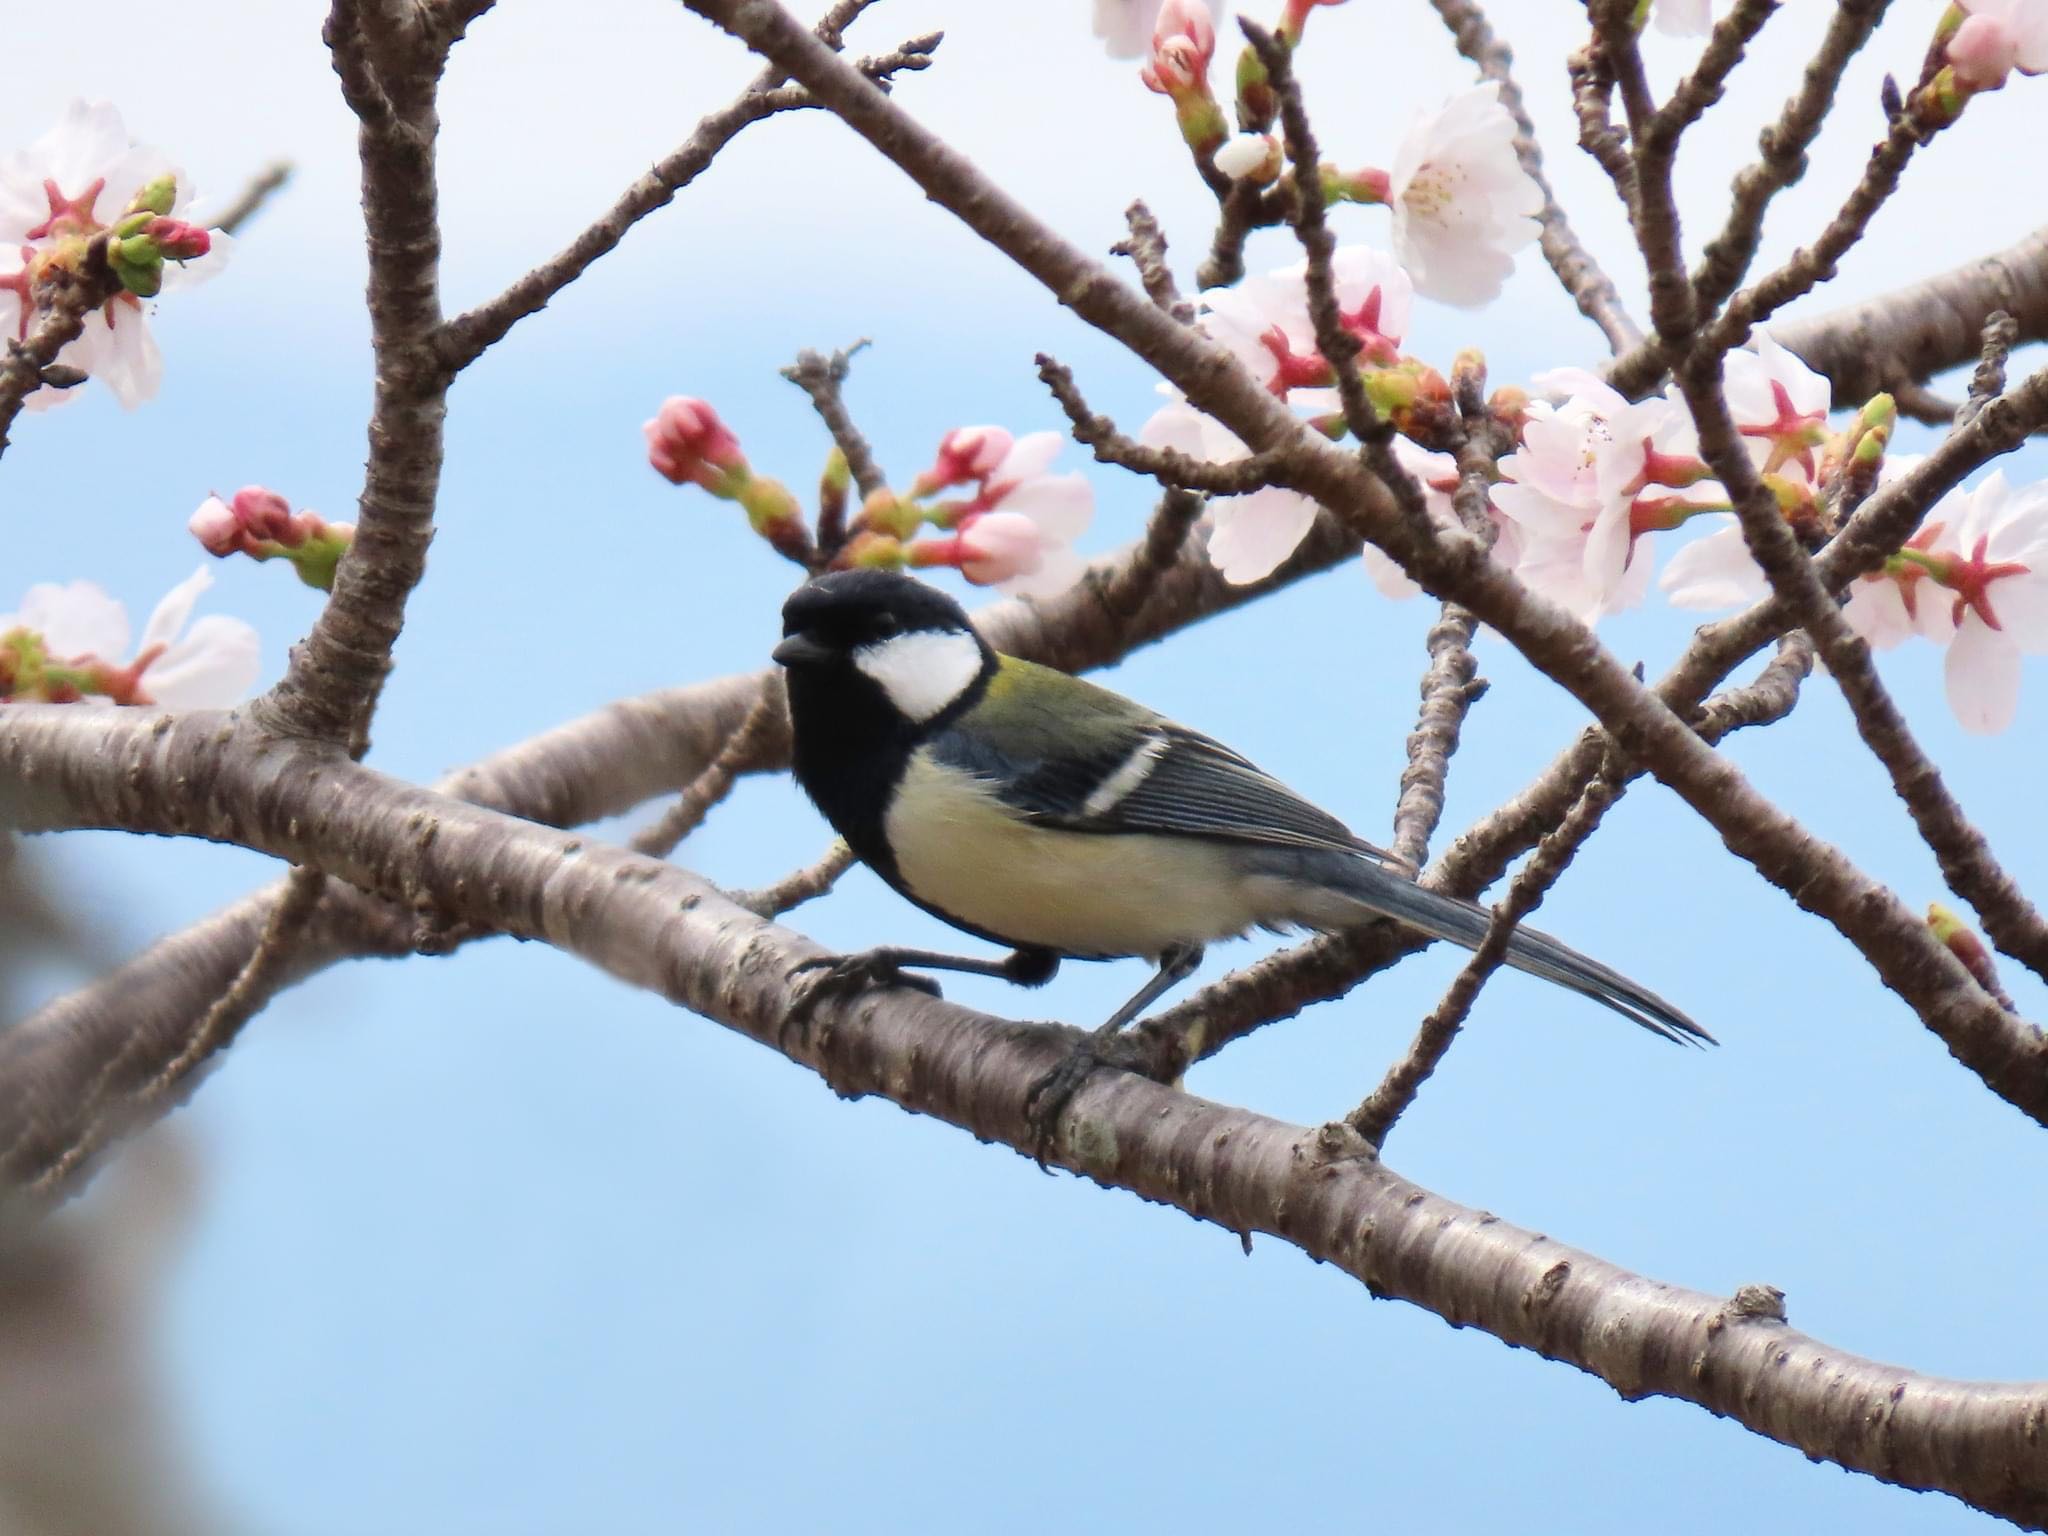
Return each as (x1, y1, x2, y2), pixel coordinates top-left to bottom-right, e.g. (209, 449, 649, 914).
(773, 568, 1707, 1053)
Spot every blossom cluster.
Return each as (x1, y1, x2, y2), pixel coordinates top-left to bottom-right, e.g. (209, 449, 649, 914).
(0, 100, 230, 411)
(1, 569, 258, 708)
(645, 401, 1094, 597)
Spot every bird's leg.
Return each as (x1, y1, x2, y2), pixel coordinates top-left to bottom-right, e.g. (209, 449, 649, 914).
(784, 945, 1059, 1044)
(1024, 943, 1204, 1163)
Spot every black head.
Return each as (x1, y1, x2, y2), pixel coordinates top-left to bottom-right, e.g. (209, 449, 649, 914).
(774, 569, 978, 668)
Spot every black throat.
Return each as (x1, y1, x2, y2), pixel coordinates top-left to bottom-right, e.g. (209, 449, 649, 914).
(783, 663, 928, 883)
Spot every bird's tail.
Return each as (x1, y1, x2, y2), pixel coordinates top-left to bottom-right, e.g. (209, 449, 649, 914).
(1263, 849, 1711, 1046)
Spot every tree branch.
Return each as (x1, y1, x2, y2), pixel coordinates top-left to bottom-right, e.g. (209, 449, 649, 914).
(204, 160, 295, 236)
(1771, 226, 2048, 407)
(257, 1, 451, 745)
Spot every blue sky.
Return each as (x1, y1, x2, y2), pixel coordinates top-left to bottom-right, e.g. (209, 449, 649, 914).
(8, 3, 2048, 1532)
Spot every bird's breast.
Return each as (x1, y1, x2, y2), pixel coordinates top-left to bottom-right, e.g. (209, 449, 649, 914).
(883, 752, 1263, 959)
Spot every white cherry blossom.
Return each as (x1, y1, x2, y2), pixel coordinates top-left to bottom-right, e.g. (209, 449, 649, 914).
(2, 567, 260, 707)
(0, 100, 231, 411)
(1386, 84, 1542, 308)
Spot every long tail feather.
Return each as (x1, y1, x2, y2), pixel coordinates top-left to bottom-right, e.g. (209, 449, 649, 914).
(1291, 854, 1711, 1046)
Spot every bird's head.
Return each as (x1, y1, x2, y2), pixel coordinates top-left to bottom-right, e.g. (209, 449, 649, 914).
(774, 570, 995, 724)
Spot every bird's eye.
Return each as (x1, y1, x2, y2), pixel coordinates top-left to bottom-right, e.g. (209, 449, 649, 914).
(870, 614, 903, 639)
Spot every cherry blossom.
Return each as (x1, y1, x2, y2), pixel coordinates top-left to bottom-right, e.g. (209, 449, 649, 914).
(190, 487, 356, 590)
(1723, 329, 1831, 485)
(1898, 472, 2048, 733)
(1491, 371, 1704, 623)
(1947, 0, 2048, 90)
(1197, 246, 1414, 397)
(1213, 133, 1280, 183)
(0, 100, 231, 411)
(1385, 84, 1542, 308)
(912, 426, 1014, 495)
(910, 431, 1093, 597)
(915, 510, 1086, 597)
(1, 567, 260, 708)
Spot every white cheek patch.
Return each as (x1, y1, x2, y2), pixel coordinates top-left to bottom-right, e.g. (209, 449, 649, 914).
(853, 630, 985, 722)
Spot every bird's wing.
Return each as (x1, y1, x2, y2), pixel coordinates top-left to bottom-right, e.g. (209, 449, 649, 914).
(934, 706, 1392, 864)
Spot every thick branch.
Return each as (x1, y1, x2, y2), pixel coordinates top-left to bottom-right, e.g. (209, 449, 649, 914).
(259, 4, 450, 744)
(1772, 226, 2048, 406)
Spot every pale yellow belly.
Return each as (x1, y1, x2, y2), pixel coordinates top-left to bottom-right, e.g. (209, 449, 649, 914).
(884, 754, 1264, 957)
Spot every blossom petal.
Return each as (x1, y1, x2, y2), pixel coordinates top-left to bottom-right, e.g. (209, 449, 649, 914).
(1946, 617, 2023, 734)
(1361, 541, 1422, 600)
(139, 565, 215, 653)
(140, 614, 262, 708)
(7, 580, 130, 660)
(1208, 487, 1318, 584)
(997, 472, 1094, 542)
(989, 430, 1062, 487)
(1660, 523, 1768, 610)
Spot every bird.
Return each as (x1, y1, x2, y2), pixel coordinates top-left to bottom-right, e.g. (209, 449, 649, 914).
(772, 568, 1708, 1071)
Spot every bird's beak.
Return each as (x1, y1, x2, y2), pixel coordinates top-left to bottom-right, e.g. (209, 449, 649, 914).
(773, 631, 834, 668)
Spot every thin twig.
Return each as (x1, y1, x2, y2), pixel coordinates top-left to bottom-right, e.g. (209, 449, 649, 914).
(434, 32, 939, 372)
(781, 341, 886, 516)
(1349, 753, 1626, 1148)
(1648, 0, 1782, 146)
(1037, 354, 1284, 493)
(1958, 310, 2019, 429)
(0, 255, 120, 456)
(1250, 19, 1434, 537)
(205, 160, 295, 236)
(1195, 179, 1289, 292)
(631, 691, 785, 859)
(734, 840, 855, 916)
(1388, 377, 1502, 868)
(1098, 490, 1206, 623)
(1113, 200, 1192, 322)
(1609, 0, 1891, 395)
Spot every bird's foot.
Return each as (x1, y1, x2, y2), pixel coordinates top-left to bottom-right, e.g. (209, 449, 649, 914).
(783, 949, 942, 1049)
(1023, 1029, 1153, 1169)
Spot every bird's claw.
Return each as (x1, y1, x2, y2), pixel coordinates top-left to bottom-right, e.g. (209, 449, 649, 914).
(783, 950, 942, 1049)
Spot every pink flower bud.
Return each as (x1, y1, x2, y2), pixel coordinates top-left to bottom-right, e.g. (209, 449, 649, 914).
(1141, 0, 1216, 95)
(914, 425, 1015, 495)
(644, 396, 747, 491)
(144, 217, 212, 261)
(231, 485, 299, 545)
(188, 495, 242, 556)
